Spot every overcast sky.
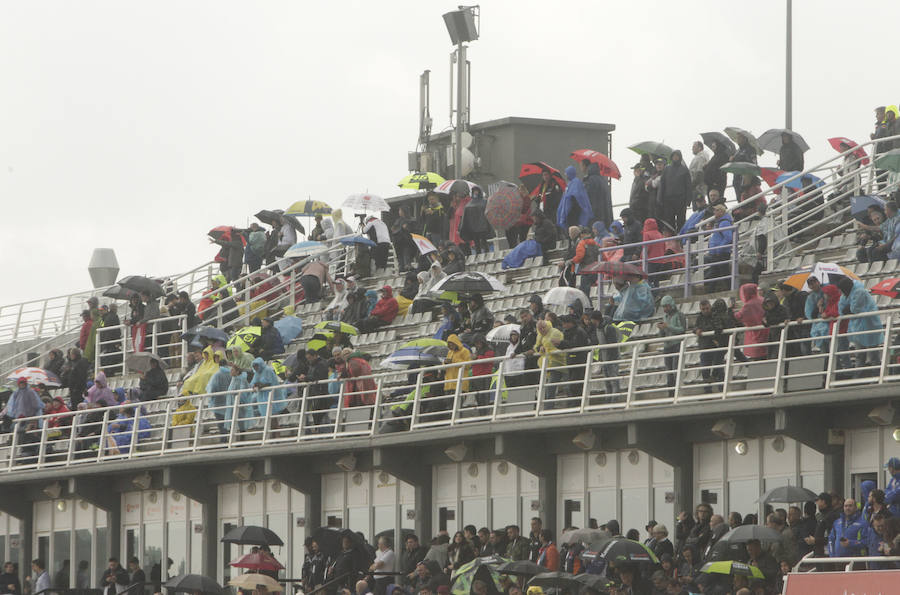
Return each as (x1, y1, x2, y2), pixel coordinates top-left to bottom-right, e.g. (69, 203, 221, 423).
(1, 1, 897, 305)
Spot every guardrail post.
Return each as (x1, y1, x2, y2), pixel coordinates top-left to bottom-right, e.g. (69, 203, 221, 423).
(722, 332, 736, 397)
(36, 422, 48, 468)
(160, 401, 173, 455)
(730, 228, 739, 292)
(228, 390, 241, 446)
(262, 388, 274, 444)
(192, 398, 204, 450)
(13, 304, 23, 343)
(37, 300, 48, 338)
(535, 356, 548, 414)
(772, 323, 789, 395)
(493, 361, 505, 419)
(296, 385, 309, 440)
(290, 268, 297, 313)
(625, 347, 639, 408)
(7, 421, 19, 470)
(824, 320, 838, 389)
(449, 363, 465, 425)
(334, 383, 346, 435)
(410, 371, 424, 429)
(673, 339, 687, 403)
(370, 376, 384, 435)
(684, 240, 692, 298)
(878, 314, 892, 382)
(128, 405, 141, 459)
(121, 325, 129, 374)
(579, 355, 591, 413)
(96, 408, 111, 462)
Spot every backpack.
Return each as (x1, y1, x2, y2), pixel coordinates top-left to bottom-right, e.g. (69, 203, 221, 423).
(582, 241, 600, 264)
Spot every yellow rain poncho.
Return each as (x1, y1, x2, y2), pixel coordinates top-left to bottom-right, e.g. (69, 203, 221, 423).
(181, 346, 222, 395)
(534, 321, 565, 368)
(443, 334, 472, 393)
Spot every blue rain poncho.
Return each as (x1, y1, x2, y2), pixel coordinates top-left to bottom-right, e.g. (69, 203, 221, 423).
(107, 409, 151, 454)
(206, 366, 233, 420)
(501, 239, 542, 269)
(557, 166, 593, 228)
(224, 371, 256, 432)
(613, 280, 655, 322)
(249, 357, 288, 417)
(805, 287, 829, 351)
(5, 386, 43, 420)
(838, 280, 883, 348)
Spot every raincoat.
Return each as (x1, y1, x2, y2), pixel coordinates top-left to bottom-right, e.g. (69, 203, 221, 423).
(181, 346, 222, 395)
(206, 366, 232, 418)
(107, 409, 151, 454)
(171, 400, 197, 426)
(886, 463, 900, 516)
(501, 239, 542, 269)
(734, 283, 768, 359)
(83, 306, 101, 363)
(224, 371, 255, 432)
(805, 286, 829, 351)
(592, 221, 612, 244)
(837, 280, 883, 348)
(249, 357, 288, 416)
(337, 356, 376, 407)
(44, 398, 71, 429)
(325, 281, 349, 316)
(613, 280, 655, 322)
(659, 295, 685, 348)
(227, 348, 255, 372)
(642, 219, 666, 261)
(583, 162, 612, 226)
(450, 196, 470, 246)
(557, 166, 593, 229)
(534, 321, 565, 368)
(4, 385, 43, 419)
(85, 372, 116, 406)
(444, 334, 472, 392)
(370, 286, 399, 324)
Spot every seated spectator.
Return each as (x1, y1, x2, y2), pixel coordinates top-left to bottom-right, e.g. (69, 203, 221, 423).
(82, 371, 116, 409)
(443, 335, 472, 395)
(106, 403, 151, 455)
(256, 317, 285, 360)
(341, 288, 370, 326)
(324, 278, 350, 320)
(44, 397, 72, 434)
(2, 378, 44, 425)
(358, 286, 398, 333)
(171, 399, 197, 427)
(44, 349, 65, 379)
(334, 350, 376, 408)
(435, 304, 461, 341)
(532, 210, 557, 264)
(396, 273, 420, 317)
(181, 347, 223, 396)
(460, 294, 494, 345)
(568, 227, 600, 298)
(613, 275, 655, 322)
(857, 200, 899, 263)
(138, 357, 169, 401)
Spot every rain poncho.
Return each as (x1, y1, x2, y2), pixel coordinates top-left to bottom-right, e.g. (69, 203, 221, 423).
(642, 218, 665, 260)
(181, 346, 222, 395)
(205, 366, 233, 419)
(534, 321, 565, 368)
(659, 295, 686, 348)
(592, 221, 611, 244)
(85, 372, 116, 405)
(805, 285, 829, 351)
(249, 357, 288, 416)
(83, 306, 101, 363)
(734, 283, 768, 359)
(337, 356, 376, 407)
(501, 239, 542, 269)
(584, 162, 613, 225)
(444, 334, 472, 392)
(171, 400, 197, 426)
(325, 280, 349, 316)
(4, 385, 43, 419)
(837, 279, 883, 348)
(223, 371, 256, 432)
(227, 348, 255, 372)
(557, 165, 593, 228)
(613, 280, 655, 322)
(107, 409, 151, 454)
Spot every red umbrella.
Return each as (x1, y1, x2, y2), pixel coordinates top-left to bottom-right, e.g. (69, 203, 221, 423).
(485, 185, 523, 230)
(759, 167, 784, 187)
(578, 261, 647, 278)
(828, 137, 870, 166)
(870, 277, 900, 298)
(570, 149, 621, 179)
(519, 162, 567, 196)
(230, 552, 284, 572)
(208, 226, 236, 242)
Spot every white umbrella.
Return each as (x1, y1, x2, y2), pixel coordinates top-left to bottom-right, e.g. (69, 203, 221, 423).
(486, 324, 520, 343)
(543, 286, 590, 308)
(343, 193, 389, 212)
(724, 126, 764, 156)
(284, 241, 327, 259)
(434, 179, 481, 196)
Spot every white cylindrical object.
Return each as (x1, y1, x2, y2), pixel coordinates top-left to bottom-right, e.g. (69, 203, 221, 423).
(88, 248, 119, 288)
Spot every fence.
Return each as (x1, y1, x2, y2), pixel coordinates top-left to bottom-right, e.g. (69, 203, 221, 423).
(93, 315, 188, 376)
(2, 304, 898, 472)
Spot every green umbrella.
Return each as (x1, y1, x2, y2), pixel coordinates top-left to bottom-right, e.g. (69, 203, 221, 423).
(227, 326, 261, 353)
(398, 171, 446, 190)
(628, 141, 673, 159)
(719, 161, 761, 177)
(874, 148, 900, 173)
(314, 320, 359, 336)
(401, 338, 448, 349)
(450, 556, 508, 595)
(307, 330, 334, 353)
(700, 560, 765, 579)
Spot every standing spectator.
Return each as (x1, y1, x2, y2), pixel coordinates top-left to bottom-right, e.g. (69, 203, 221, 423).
(558, 166, 593, 230)
(534, 321, 565, 404)
(275, 214, 298, 260)
(745, 539, 778, 592)
(805, 276, 829, 353)
(60, 348, 90, 409)
(469, 335, 495, 412)
(628, 163, 652, 223)
(703, 141, 730, 195)
(778, 132, 805, 172)
(390, 207, 419, 273)
(734, 283, 768, 360)
(369, 536, 395, 595)
(243, 222, 266, 273)
(363, 215, 393, 272)
(779, 282, 808, 357)
(100, 558, 128, 595)
(836, 277, 883, 372)
(763, 293, 789, 358)
(583, 161, 612, 227)
(694, 300, 729, 391)
(657, 150, 692, 233)
(885, 457, 900, 516)
(658, 295, 685, 390)
(78, 310, 93, 352)
(704, 203, 733, 292)
(506, 185, 534, 249)
(536, 530, 559, 571)
(357, 286, 398, 334)
(619, 209, 643, 262)
(829, 498, 869, 557)
(213, 228, 245, 282)
(588, 311, 621, 395)
(766, 513, 797, 565)
(528, 518, 543, 562)
(422, 192, 447, 246)
(731, 133, 759, 200)
(805, 492, 840, 557)
(399, 536, 428, 587)
(642, 219, 666, 287)
(299, 259, 334, 304)
(443, 335, 472, 395)
(0, 561, 20, 595)
(650, 525, 674, 559)
(531, 210, 557, 265)
(733, 175, 764, 221)
(788, 505, 815, 559)
(612, 275, 655, 322)
(558, 315, 589, 399)
(689, 141, 710, 202)
(44, 349, 66, 380)
(535, 170, 563, 221)
(31, 560, 50, 594)
(460, 187, 491, 254)
(568, 227, 600, 298)
(300, 350, 330, 430)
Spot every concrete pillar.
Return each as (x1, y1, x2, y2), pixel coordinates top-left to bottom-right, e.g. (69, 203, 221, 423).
(263, 458, 322, 531)
(823, 450, 845, 495)
(372, 448, 432, 540)
(162, 468, 217, 578)
(0, 488, 32, 587)
(68, 478, 121, 559)
(493, 435, 557, 532)
(626, 423, 694, 517)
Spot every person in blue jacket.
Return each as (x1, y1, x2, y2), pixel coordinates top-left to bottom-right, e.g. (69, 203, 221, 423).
(250, 357, 288, 422)
(886, 457, 900, 516)
(836, 277, 883, 372)
(107, 404, 151, 455)
(557, 166, 593, 230)
(829, 498, 871, 557)
(613, 275, 655, 322)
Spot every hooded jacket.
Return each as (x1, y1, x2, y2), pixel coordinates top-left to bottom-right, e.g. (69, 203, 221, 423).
(534, 321, 565, 368)
(642, 219, 666, 260)
(734, 283, 768, 359)
(85, 372, 116, 405)
(660, 295, 686, 347)
(829, 510, 870, 557)
(708, 213, 734, 256)
(250, 357, 288, 415)
(613, 280, 655, 322)
(886, 462, 900, 516)
(779, 139, 805, 172)
(460, 192, 491, 237)
(657, 151, 692, 206)
(837, 279, 882, 348)
(444, 334, 472, 392)
(370, 286, 399, 324)
(558, 166, 593, 228)
(4, 385, 43, 419)
(583, 162, 613, 225)
(181, 346, 222, 395)
(703, 144, 730, 192)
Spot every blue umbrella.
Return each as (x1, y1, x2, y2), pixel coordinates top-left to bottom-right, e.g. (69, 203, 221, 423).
(284, 241, 327, 258)
(340, 235, 377, 248)
(274, 316, 303, 343)
(382, 346, 445, 369)
(850, 195, 886, 223)
(775, 171, 824, 191)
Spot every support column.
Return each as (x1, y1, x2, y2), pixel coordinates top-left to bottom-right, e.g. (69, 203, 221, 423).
(263, 457, 322, 531)
(373, 447, 432, 540)
(626, 423, 693, 517)
(494, 435, 557, 532)
(0, 488, 31, 587)
(774, 408, 843, 491)
(68, 478, 121, 559)
(162, 467, 217, 578)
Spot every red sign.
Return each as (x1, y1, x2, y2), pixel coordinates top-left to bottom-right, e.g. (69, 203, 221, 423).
(783, 570, 900, 594)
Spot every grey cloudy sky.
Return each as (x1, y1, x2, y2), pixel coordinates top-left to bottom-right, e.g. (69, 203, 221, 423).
(1, 0, 897, 305)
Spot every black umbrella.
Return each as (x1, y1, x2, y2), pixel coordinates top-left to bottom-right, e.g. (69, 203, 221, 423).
(430, 271, 506, 294)
(717, 525, 782, 545)
(496, 560, 545, 577)
(182, 326, 229, 344)
(598, 538, 659, 565)
(257, 209, 305, 234)
(700, 131, 736, 155)
(118, 275, 165, 299)
(373, 528, 416, 548)
(573, 573, 612, 592)
(221, 525, 284, 546)
(527, 572, 582, 592)
(102, 285, 138, 301)
(309, 527, 345, 558)
(759, 485, 817, 504)
(164, 574, 223, 595)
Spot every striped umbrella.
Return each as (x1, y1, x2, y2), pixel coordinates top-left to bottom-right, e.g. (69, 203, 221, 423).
(6, 367, 61, 387)
(485, 185, 522, 230)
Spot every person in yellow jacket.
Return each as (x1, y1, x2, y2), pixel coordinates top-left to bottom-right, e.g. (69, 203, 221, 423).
(181, 346, 221, 395)
(171, 398, 197, 426)
(443, 334, 472, 394)
(534, 320, 566, 404)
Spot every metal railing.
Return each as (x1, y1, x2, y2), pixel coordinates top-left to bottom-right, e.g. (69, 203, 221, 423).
(94, 315, 188, 376)
(793, 555, 900, 572)
(2, 304, 898, 472)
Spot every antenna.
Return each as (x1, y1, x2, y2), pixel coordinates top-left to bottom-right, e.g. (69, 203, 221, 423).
(419, 70, 432, 145)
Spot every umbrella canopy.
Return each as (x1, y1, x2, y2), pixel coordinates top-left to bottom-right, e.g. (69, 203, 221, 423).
(700, 560, 765, 580)
(485, 185, 522, 230)
(230, 552, 285, 572)
(340, 235, 377, 248)
(519, 162, 567, 195)
(118, 275, 165, 299)
(874, 148, 900, 173)
(724, 127, 763, 156)
(314, 320, 359, 336)
(784, 262, 858, 291)
(227, 326, 262, 353)
(599, 538, 659, 565)
(398, 172, 445, 190)
(718, 525, 782, 545)
(183, 326, 230, 344)
(495, 560, 545, 577)
(382, 346, 444, 370)
(208, 225, 237, 242)
(871, 277, 900, 298)
(579, 261, 647, 278)
(543, 286, 590, 309)
(255, 210, 283, 227)
(775, 172, 824, 191)
(527, 572, 582, 592)
(573, 573, 613, 592)
(850, 195, 886, 223)
(720, 162, 761, 177)
(570, 149, 621, 179)
(273, 316, 303, 344)
(827, 137, 870, 166)
(757, 128, 810, 153)
(102, 285, 138, 301)
(307, 330, 334, 354)
(6, 367, 61, 387)
(628, 141, 673, 159)
(410, 233, 438, 256)
(451, 556, 507, 595)
(486, 323, 520, 343)
(401, 338, 448, 349)
(228, 574, 283, 592)
(431, 272, 505, 294)
(309, 527, 344, 558)
(560, 528, 613, 552)
(343, 193, 389, 213)
(700, 132, 736, 155)
(284, 241, 327, 259)
(759, 485, 817, 504)
(435, 179, 480, 197)
(285, 200, 333, 216)
(221, 525, 284, 546)
(164, 574, 223, 595)
(125, 352, 165, 374)
(759, 167, 784, 187)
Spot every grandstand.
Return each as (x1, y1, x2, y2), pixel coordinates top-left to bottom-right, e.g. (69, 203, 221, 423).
(0, 132, 898, 590)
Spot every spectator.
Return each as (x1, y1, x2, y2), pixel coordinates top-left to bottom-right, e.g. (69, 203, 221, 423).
(460, 187, 491, 255)
(675, 545, 699, 589)
(461, 294, 493, 343)
(532, 210, 557, 264)
(804, 276, 829, 353)
(779, 282, 808, 357)
(369, 535, 395, 595)
(422, 192, 448, 246)
(829, 498, 869, 557)
(629, 163, 652, 223)
(78, 309, 93, 352)
(805, 492, 840, 557)
(703, 141, 730, 195)
(389, 207, 418, 273)
(885, 457, 900, 516)
(657, 150, 692, 233)
(689, 141, 710, 201)
(60, 348, 91, 409)
(733, 175, 764, 222)
(443, 335, 472, 395)
(256, 317, 285, 360)
(126, 557, 145, 587)
(534, 321, 565, 403)
(0, 561, 20, 595)
(619, 208, 643, 261)
(766, 513, 796, 565)
(658, 296, 685, 390)
(505, 526, 530, 561)
(399, 535, 428, 587)
(613, 275, 655, 322)
(583, 161, 612, 227)
(506, 185, 534, 248)
(441, 243, 466, 274)
(44, 349, 65, 379)
(568, 227, 600, 298)
(106, 404, 151, 455)
(363, 215, 393, 272)
(745, 539, 777, 592)
(788, 505, 815, 559)
(778, 132, 805, 172)
(469, 335, 495, 411)
(299, 259, 334, 304)
(734, 283, 768, 360)
(858, 201, 899, 262)
(731, 134, 759, 200)
(642, 218, 666, 287)
(309, 214, 327, 242)
(836, 277, 883, 372)
(138, 357, 168, 401)
(695, 300, 730, 391)
(536, 530, 559, 571)
(535, 170, 563, 221)
(445, 532, 474, 574)
(558, 165, 593, 229)
(704, 203, 733, 292)
(558, 314, 589, 398)
(31, 560, 49, 594)
(331, 209, 353, 238)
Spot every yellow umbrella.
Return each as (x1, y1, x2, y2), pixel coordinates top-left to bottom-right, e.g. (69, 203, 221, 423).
(285, 200, 332, 216)
(784, 262, 859, 291)
(228, 573, 283, 592)
(398, 171, 445, 189)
